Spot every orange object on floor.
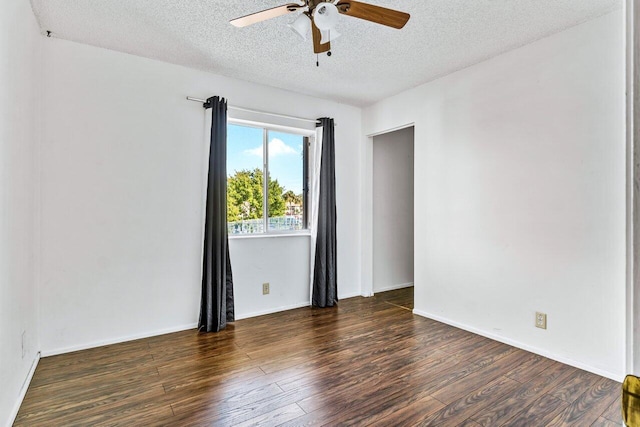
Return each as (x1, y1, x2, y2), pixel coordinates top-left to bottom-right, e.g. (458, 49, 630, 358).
(624, 375, 640, 427)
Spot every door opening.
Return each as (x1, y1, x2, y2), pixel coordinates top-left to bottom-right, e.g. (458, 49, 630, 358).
(372, 126, 414, 309)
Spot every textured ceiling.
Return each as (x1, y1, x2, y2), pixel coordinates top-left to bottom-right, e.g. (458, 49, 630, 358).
(31, 0, 621, 106)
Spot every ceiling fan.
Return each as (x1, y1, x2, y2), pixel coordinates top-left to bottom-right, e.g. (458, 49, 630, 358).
(230, 1, 410, 56)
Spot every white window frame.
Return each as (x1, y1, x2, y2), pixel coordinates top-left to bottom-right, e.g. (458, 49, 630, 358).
(227, 118, 314, 238)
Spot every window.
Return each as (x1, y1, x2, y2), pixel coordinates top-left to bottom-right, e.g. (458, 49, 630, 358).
(227, 122, 309, 235)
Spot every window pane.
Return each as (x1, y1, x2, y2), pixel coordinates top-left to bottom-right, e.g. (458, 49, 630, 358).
(267, 131, 304, 231)
(227, 124, 264, 235)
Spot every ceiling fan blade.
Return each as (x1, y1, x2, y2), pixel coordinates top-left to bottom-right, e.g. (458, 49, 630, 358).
(230, 4, 302, 28)
(336, 1, 410, 29)
(311, 20, 331, 54)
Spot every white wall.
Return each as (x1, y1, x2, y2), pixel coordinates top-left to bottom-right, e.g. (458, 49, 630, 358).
(628, 0, 640, 378)
(39, 38, 362, 355)
(372, 127, 414, 292)
(231, 236, 310, 318)
(0, 0, 42, 424)
(363, 10, 626, 380)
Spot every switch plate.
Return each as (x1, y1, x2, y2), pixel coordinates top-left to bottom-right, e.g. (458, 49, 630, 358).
(535, 312, 547, 329)
(262, 283, 270, 295)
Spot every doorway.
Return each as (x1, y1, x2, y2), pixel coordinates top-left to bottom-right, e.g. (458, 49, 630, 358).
(372, 126, 414, 309)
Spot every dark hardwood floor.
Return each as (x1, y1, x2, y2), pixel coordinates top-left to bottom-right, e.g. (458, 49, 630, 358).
(15, 288, 621, 426)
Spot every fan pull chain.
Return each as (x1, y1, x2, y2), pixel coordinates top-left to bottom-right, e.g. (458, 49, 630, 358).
(316, 54, 319, 67)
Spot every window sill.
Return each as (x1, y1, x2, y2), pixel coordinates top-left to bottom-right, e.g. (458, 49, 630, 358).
(229, 232, 311, 240)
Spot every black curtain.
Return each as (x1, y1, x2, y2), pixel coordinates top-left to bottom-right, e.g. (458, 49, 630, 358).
(199, 96, 234, 332)
(312, 118, 337, 307)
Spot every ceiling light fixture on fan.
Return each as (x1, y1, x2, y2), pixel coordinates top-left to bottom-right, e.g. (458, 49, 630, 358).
(313, 2, 341, 44)
(289, 13, 311, 40)
(230, 1, 410, 60)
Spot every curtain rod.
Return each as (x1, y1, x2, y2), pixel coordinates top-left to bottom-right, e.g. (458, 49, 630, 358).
(186, 97, 327, 125)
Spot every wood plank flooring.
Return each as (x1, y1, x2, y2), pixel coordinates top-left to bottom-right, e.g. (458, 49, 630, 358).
(15, 288, 621, 426)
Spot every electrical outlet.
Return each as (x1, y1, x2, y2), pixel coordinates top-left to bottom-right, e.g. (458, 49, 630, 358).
(535, 312, 547, 329)
(262, 282, 270, 295)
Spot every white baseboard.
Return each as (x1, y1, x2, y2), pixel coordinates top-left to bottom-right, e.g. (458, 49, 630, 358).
(412, 309, 623, 382)
(339, 291, 365, 300)
(235, 302, 311, 320)
(7, 351, 40, 427)
(41, 302, 316, 355)
(41, 323, 198, 357)
(41, 295, 363, 357)
(233, 294, 371, 320)
(374, 282, 414, 293)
